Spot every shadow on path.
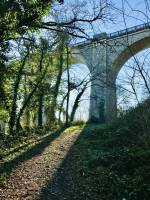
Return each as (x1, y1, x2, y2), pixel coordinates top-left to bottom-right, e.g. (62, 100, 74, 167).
(37, 119, 150, 200)
(0, 127, 66, 180)
(1, 134, 51, 159)
(37, 124, 94, 200)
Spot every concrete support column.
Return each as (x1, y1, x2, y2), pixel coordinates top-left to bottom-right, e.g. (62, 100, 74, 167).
(105, 69, 117, 122)
(89, 69, 107, 123)
(89, 67, 117, 123)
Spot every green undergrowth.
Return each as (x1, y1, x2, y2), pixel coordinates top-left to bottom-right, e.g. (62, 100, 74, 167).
(0, 127, 56, 185)
(72, 99, 150, 200)
(70, 120, 85, 126)
(0, 122, 84, 185)
(0, 128, 51, 159)
(64, 124, 85, 132)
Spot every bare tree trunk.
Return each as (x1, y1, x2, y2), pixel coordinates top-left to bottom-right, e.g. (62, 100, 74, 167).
(38, 89, 44, 127)
(58, 93, 68, 124)
(16, 68, 47, 132)
(37, 49, 44, 127)
(49, 47, 64, 124)
(65, 45, 70, 126)
(25, 109, 30, 128)
(9, 50, 29, 134)
(70, 86, 87, 123)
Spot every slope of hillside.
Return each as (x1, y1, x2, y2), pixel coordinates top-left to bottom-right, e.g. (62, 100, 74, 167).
(0, 100, 150, 200)
(67, 99, 150, 200)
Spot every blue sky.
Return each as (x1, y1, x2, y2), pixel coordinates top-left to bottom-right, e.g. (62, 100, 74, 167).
(53, 0, 150, 37)
(55, 0, 150, 120)
(93, 0, 150, 34)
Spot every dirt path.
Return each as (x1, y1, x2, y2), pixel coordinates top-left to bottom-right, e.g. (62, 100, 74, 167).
(0, 128, 81, 200)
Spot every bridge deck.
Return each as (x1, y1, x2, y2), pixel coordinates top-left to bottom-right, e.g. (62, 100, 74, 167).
(74, 22, 150, 47)
(108, 22, 150, 39)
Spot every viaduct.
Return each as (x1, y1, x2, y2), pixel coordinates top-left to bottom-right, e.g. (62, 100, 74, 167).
(72, 23, 150, 123)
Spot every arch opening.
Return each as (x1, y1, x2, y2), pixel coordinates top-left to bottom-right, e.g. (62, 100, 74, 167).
(116, 48, 150, 113)
(113, 37, 150, 77)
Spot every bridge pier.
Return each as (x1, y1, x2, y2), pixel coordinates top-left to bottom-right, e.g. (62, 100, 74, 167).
(89, 68, 117, 123)
(105, 69, 117, 122)
(89, 75, 106, 123)
(72, 23, 150, 123)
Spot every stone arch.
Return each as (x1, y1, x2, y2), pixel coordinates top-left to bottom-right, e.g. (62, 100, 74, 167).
(112, 37, 150, 77)
(105, 36, 150, 122)
(71, 29, 150, 123)
(109, 36, 150, 120)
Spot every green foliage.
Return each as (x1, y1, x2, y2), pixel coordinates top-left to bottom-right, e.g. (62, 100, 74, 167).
(0, 0, 62, 89)
(71, 120, 85, 126)
(0, 29, 73, 136)
(0, 108, 8, 122)
(0, 0, 62, 40)
(0, 127, 54, 185)
(0, 173, 7, 186)
(72, 99, 150, 200)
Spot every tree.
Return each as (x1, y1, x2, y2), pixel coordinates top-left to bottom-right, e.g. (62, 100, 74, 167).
(15, 37, 56, 131)
(0, 0, 113, 133)
(9, 41, 31, 134)
(47, 33, 68, 125)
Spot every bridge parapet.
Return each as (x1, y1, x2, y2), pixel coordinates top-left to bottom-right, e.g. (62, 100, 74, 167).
(72, 22, 150, 48)
(108, 22, 150, 39)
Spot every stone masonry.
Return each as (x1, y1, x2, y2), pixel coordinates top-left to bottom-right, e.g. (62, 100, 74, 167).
(72, 23, 150, 123)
